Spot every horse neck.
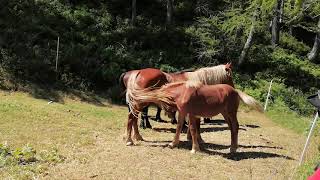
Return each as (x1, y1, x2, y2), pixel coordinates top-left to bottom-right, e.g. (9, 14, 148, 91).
(168, 72, 188, 82)
(186, 68, 233, 86)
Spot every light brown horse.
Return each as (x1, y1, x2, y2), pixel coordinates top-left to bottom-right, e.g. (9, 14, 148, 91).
(126, 75, 263, 153)
(164, 63, 234, 124)
(124, 64, 235, 145)
(120, 64, 234, 128)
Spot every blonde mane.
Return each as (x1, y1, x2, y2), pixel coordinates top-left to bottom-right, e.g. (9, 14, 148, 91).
(186, 65, 228, 85)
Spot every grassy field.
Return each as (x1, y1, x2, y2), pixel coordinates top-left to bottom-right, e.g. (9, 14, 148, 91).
(0, 90, 319, 179)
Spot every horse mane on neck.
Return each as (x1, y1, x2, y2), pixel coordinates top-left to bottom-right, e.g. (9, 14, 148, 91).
(185, 81, 203, 88)
(186, 64, 228, 85)
(171, 68, 195, 74)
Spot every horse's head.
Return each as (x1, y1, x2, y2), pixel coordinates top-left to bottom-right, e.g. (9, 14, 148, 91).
(225, 62, 232, 76)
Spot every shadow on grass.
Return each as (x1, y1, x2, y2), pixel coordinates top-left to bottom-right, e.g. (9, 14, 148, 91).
(152, 123, 258, 134)
(0, 82, 108, 107)
(144, 140, 291, 161)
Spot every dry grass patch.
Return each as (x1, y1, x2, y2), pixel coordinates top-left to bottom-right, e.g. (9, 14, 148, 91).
(0, 91, 317, 179)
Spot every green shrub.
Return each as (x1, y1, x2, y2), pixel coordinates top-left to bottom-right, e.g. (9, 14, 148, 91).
(280, 32, 310, 55)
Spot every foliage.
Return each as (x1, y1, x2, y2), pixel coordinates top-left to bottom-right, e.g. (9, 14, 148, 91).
(280, 32, 311, 55)
(0, 143, 64, 178)
(0, 143, 64, 166)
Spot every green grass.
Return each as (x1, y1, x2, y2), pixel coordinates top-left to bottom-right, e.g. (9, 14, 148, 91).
(1, 90, 320, 179)
(0, 91, 127, 179)
(266, 108, 312, 135)
(295, 154, 320, 180)
(265, 105, 320, 179)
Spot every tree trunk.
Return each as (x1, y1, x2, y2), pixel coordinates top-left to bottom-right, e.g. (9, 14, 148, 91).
(289, 0, 295, 34)
(308, 18, 320, 62)
(238, 6, 260, 65)
(238, 24, 255, 65)
(279, 0, 284, 23)
(166, 0, 173, 25)
(271, 0, 282, 46)
(131, 0, 136, 26)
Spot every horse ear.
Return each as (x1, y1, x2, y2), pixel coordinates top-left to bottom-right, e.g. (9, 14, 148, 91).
(225, 62, 231, 70)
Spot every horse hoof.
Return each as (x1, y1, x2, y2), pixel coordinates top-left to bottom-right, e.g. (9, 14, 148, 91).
(171, 121, 177, 124)
(145, 124, 152, 129)
(134, 136, 144, 141)
(229, 147, 237, 154)
(168, 142, 176, 149)
(190, 149, 198, 154)
(126, 141, 134, 146)
(140, 124, 146, 129)
(203, 118, 211, 124)
(156, 118, 165, 123)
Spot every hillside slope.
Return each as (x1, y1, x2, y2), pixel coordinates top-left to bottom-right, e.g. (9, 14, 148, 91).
(0, 91, 317, 179)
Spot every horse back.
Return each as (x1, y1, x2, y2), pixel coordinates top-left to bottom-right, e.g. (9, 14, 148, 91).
(197, 84, 237, 100)
(137, 68, 168, 88)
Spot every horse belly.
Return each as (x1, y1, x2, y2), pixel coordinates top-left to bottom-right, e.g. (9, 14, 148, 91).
(185, 97, 224, 117)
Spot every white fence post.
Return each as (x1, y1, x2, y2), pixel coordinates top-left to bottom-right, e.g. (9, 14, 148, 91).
(55, 37, 60, 80)
(264, 79, 273, 112)
(298, 111, 319, 166)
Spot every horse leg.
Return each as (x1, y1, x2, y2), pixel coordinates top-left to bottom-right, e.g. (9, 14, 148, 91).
(140, 106, 152, 129)
(222, 112, 238, 153)
(170, 111, 177, 124)
(187, 117, 202, 143)
(203, 118, 211, 124)
(181, 119, 188, 133)
(189, 115, 200, 153)
(126, 112, 135, 146)
(168, 112, 185, 148)
(187, 118, 202, 141)
(133, 113, 144, 141)
(229, 112, 239, 153)
(155, 107, 164, 122)
(196, 118, 204, 143)
(187, 124, 191, 141)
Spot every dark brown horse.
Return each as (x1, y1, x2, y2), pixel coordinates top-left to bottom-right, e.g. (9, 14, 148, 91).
(126, 74, 263, 153)
(121, 68, 175, 144)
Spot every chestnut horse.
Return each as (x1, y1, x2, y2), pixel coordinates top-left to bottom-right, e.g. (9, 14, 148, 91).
(164, 63, 234, 124)
(126, 74, 263, 153)
(120, 63, 233, 129)
(119, 69, 172, 129)
(121, 68, 177, 143)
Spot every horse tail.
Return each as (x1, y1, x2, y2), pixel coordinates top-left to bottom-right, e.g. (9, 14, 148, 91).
(119, 72, 126, 97)
(126, 72, 174, 115)
(236, 89, 263, 112)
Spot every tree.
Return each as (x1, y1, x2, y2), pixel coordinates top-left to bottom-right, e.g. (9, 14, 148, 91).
(238, 4, 261, 65)
(132, 0, 136, 26)
(166, 0, 173, 25)
(271, 0, 284, 46)
(308, 17, 320, 61)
